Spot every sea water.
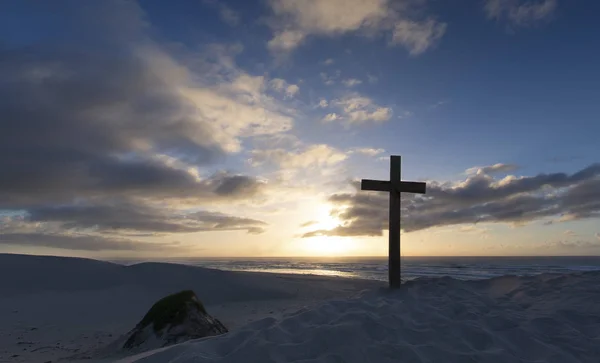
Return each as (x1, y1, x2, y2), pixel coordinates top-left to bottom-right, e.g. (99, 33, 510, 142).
(108, 256, 600, 281)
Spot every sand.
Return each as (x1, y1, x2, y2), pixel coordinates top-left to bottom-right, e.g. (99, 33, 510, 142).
(1, 254, 600, 363)
(0, 254, 379, 362)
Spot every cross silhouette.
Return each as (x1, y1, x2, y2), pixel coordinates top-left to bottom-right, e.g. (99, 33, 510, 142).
(361, 155, 426, 288)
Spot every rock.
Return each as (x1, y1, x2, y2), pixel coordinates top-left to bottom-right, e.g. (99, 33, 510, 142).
(121, 290, 227, 352)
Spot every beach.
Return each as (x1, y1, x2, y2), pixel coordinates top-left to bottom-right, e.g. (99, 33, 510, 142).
(0, 254, 380, 363)
(1, 253, 600, 363)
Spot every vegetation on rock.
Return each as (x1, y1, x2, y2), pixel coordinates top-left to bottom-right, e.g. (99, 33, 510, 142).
(137, 290, 207, 332)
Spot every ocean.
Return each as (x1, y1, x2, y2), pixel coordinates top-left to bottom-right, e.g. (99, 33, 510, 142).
(107, 256, 600, 282)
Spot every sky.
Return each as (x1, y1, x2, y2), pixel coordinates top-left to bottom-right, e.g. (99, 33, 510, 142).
(1, 0, 600, 258)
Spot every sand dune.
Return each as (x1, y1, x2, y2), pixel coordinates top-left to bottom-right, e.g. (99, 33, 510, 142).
(2, 253, 600, 363)
(0, 254, 379, 362)
(119, 272, 600, 363)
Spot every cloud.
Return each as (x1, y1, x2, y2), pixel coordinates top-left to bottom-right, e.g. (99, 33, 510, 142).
(300, 220, 318, 227)
(203, 0, 240, 26)
(267, 29, 307, 52)
(210, 173, 265, 198)
(391, 18, 447, 55)
(266, 0, 446, 55)
(466, 163, 519, 175)
(303, 163, 600, 237)
(539, 239, 600, 253)
(322, 58, 335, 65)
(329, 94, 392, 124)
(22, 202, 266, 235)
(252, 133, 304, 150)
(0, 1, 298, 251)
(348, 148, 386, 157)
(320, 71, 340, 85)
(269, 78, 300, 98)
(484, 0, 557, 28)
(0, 233, 184, 252)
(430, 99, 450, 109)
(0, 197, 267, 252)
(367, 74, 379, 84)
(397, 110, 414, 119)
(318, 99, 329, 108)
(459, 225, 489, 235)
(322, 113, 340, 122)
(0, 28, 291, 209)
(342, 78, 363, 87)
(250, 144, 347, 169)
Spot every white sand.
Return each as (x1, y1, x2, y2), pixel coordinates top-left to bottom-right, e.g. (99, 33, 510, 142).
(0, 254, 379, 363)
(2, 254, 600, 363)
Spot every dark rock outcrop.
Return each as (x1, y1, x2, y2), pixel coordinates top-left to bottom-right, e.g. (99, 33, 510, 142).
(122, 290, 228, 351)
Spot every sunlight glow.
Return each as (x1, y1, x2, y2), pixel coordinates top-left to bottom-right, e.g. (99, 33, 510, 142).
(303, 236, 357, 256)
(298, 203, 359, 255)
(311, 203, 342, 230)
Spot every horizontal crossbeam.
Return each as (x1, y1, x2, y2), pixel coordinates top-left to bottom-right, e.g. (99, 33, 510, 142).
(360, 179, 390, 192)
(361, 179, 426, 194)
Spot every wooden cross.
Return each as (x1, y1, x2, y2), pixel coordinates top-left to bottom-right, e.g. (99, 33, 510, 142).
(361, 155, 426, 288)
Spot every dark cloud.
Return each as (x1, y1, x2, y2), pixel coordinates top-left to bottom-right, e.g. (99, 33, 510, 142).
(0, 46, 227, 208)
(0, 1, 277, 253)
(25, 202, 266, 235)
(212, 174, 265, 197)
(0, 233, 182, 252)
(0, 199, 266, 251)
(303, 164, 600, 237)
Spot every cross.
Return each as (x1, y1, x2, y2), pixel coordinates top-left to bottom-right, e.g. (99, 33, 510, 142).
(361, 155, 426, 289)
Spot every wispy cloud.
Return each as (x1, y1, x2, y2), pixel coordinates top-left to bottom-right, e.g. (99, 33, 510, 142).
(269, 78, 300, 98)
(300, 220, 318, 228)
(484, 0, 558, 28)
(367, 74, 378, 84)
(249, 144, 347, 169)
(266, 0, 446, 55)
(348, 148, 385, 157)
(322, 113, 340, 122)
(391, 19, 447, 55)
(465, 163, 519, 175)
(325, 94, 392, 125)
(430, 99, 450, 109)
(320, 70, 341, 85)
(203, 0, 241, 26)
(342, 78, 363, 87)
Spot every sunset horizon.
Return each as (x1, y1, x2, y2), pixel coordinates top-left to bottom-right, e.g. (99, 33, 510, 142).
(1, 0, 599, 259)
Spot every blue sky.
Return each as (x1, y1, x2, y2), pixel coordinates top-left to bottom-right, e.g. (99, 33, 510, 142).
(1, 0, 599, 257)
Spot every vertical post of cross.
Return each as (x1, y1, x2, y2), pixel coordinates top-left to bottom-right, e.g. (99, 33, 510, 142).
(360, 155, 426, 289)
(389, 155, 401, 288)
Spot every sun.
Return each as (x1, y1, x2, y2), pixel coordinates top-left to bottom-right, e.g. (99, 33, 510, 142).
(298, 203, 356, 256)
